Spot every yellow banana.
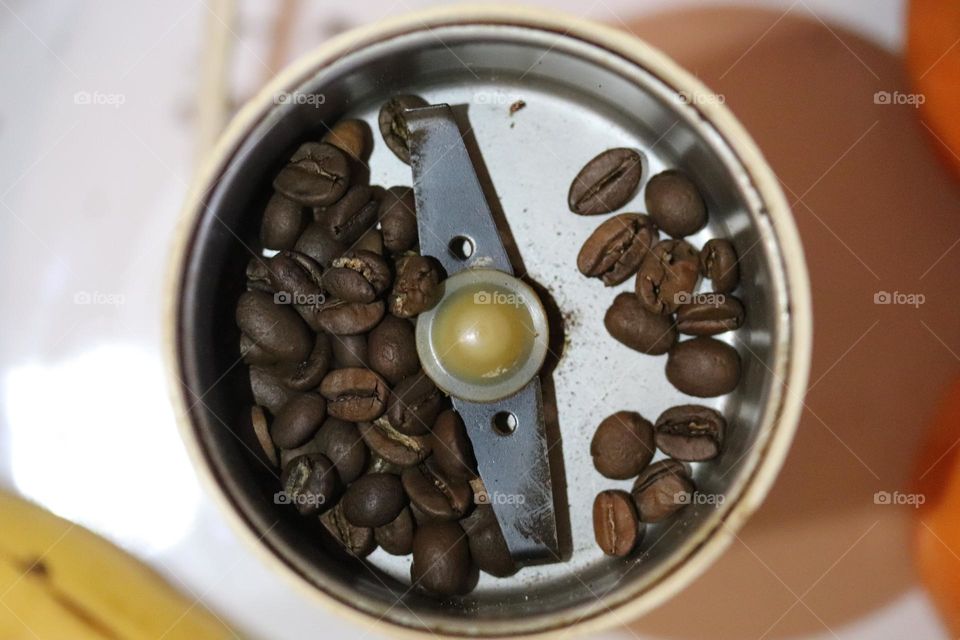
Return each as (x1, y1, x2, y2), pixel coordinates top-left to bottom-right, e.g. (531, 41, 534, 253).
(0, 491, 236, 639)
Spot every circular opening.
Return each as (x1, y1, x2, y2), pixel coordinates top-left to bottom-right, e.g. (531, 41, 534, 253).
(449, 235, 475, 260)
(492, 411, 518, 435)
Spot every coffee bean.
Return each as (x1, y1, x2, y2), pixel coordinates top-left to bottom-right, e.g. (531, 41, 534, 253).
(389, 255, 444, 318)
(379, 95, 429, 164)
(402, 460, 473, 522)
(322, 118, 371, 161)
(342, 473, 407, 528)
(700, 239, 740, 293)
(379, 186, 418, 254)
(315, 418, 369, 483)
(355, 227, 384, 255)
(430, 410, 476, 481)
(387, 372, 443, 436)
(294, 221, 347, 268)
(320, 368, 389, 421)
(359, 417, 432, 468)
(590, 411, 655, 480)
(655, 405, 725, 461)
(593, 490, 643, 556)
(273, 142, 349, 207)
(322, 185, 381, 244)
(324, 250, 392, 304)
(676, 295, 744, 336)
(577, 213, 659, 285)
(635, 239, 700, 315)
(237, 290, 312, 365)
(411, 522, 473, 596)
(261, 193, 306, 250)
(281, 453, 339, 516)
(270, 332, 332, 391)
(460, 504, 515, 577)
(375, 506, 415, 555)
(249, 367, 293, 415)
(604, 292, 677, 355)
(316, 299, 385, 335)
(331, 334, 368, 368)
(631, 460, 694, 523)
(271, 393, 326, 449)
(568, 148, 644, 215)
(320, 503, 376, 558)
(368, 315, 419, 385)
(250, 405, 278, 467)
(665, 337, 741, 397)
(262, 251, 324, 302)
(645, 170, 706, 238)
(367, 453, 405, 476)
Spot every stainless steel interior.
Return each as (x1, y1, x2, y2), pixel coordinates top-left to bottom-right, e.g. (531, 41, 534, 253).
(174, 21, 794, 637)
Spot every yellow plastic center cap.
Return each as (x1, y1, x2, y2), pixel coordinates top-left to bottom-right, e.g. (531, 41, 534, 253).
(416, 270, 549, 402)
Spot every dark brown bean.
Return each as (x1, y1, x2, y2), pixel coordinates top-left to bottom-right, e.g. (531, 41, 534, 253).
(631, 460, 694, 523)
(676, 295, 745, 336)
(379, 95, 429, 164)
(270, 332, 332, 391)
(389, 255, 444, 318)
(324, 250, 392, 303)
(358, 417, 432, 468)
(368, 315, 419, 385)
(331, 334, 368, 368)
(665, 337, 741, 397)
(322, 118, 371, 161)
(411, 522, 472, 596)
(655, 405, 726, 461)
(355, 227, 384, 255)
(430, 410, 476, 481)
(379, 186, 418, 253)
(645, 170, 707, 238)
(273, 142, 349, 207)
(593, 490, 642, 556)
(322, 184, 381, 244)
(314, 418, 369, 483)
(280, 453, 339, 516)
(261, 193, 306, 250)
(604, 292, 677, 355)
(294, 221, 347, 268)
(271, 393, 326, 449)
(700, 239, 740, 293)
(590, 411, 656, 480)
(568, 148, 644, 215)
(387, 372, 443, 436)
(375, 506, 415, 555)
(316, 299, 385, 335)
(237, 290, 312, 365)
(342, 473, 407, 528)
(249, 367, 293, 415)
(577, 213, 659, 285)
(635, 239, 700, 315)
(320, 503, 376, 557)
(320, 368, 389, 421)
(250, 405, 278, 467)
(460, 504, 516, 577)
(402, 460, 473, 522)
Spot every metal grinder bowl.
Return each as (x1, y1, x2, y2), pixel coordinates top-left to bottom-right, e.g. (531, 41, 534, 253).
(165, 5, 812, 638)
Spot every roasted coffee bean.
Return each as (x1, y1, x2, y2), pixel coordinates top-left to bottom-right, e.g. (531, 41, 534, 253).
(367, 453, 405, 476)
(271, 393, 326, 449)
(273, 142, 349, 207)
(590, 411, 656, 480)
(645, 170, 707, 238)
(237, 290, 313, 365)
(655, 405, 726, 461)
(245, 258, 272, 293)
(342, 473, 407, 528)
(460, 504, 515, 577)
(323, 250, 392, 303)
(316, 299, 385, 335)
(635, 239, 700, 315)
(359, 418, 432, 468)
(379, 186, 418, 254)
(294, 221, 347, 268)
(675, 295, 744, 336)
(332, 333, 368, 368)
(568, 148, 644, 215)
(262, 251, 324, 301)
(593, 490, 643, 556)
(379, 95, 429, 164)
(411, 522, 473, 596)
(322, 118, 371, 161)
(355, 227, 384, 255)
(402, 460, 473, 522)
(281, 453, 339, 516)
(320, 503, 376, 557)
(261, 193, 306, 250)
(577, 213, 659, 285)
(631, 460, 694, 523)
(431, 410, 476, 481)
(322, 184, 381, 244)
(250, 405, 278, 467)
(700, 239, 740, 293)
(389, 255, 444, 318)
(666, 337, 741, 397)
(320, 368, 389, 421)
(368, 315, 419, 385)
(314, 418, 368, 483)
(249, 367, 293, 415)
(604, 292, 677, 355)
(270, 333, 332, 391)
(375, 506, 415, 555)
(387, 373, 443, 436)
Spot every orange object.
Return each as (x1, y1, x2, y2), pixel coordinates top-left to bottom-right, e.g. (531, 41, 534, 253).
(913, 378, 960, 634)
(907, 0, 960, 181)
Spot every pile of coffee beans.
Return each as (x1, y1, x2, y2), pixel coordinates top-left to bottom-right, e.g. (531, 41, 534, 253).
(569, 150, 743, 556)
(237, 97, 515, 597)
